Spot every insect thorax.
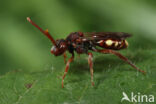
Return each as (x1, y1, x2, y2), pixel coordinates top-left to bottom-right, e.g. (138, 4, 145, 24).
(66, 32, 93, 54)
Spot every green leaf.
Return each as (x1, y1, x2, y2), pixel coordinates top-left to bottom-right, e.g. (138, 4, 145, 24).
(0, 46, 155, 104)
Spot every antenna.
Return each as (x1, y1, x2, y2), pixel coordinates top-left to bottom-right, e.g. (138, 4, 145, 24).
(27, 17, 57, 46)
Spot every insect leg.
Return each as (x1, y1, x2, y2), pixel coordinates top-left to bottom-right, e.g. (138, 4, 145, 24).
(62, 53, 74, 88)
(63, 52, 67, 64)
(97, 49, 146, 74)
(88, 52, 94, 86)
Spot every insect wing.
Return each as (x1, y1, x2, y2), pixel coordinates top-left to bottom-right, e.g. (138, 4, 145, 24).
(81, 32, 131, 41)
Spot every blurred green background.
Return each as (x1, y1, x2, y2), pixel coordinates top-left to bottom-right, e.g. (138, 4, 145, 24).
(0, 0, 156, 104)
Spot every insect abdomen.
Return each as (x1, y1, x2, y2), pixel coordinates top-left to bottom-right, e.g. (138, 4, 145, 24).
(96, 39, 128, 50)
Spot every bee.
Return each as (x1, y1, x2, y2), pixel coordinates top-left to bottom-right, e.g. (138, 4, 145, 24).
(27, 17, 145, 88)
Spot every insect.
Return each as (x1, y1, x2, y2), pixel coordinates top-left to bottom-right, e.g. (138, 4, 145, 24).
(27, 17, 145, 88)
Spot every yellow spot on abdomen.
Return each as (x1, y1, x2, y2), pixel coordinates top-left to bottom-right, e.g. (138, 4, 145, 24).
(115, 41, 118, 47)
(97, 40, 103, 43)
(125, 40, 129, 47)
(105, 39, 113, 46)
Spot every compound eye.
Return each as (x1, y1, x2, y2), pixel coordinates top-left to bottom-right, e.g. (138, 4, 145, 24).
(51, 46, 56, 52)
(51, 46, 58, 54)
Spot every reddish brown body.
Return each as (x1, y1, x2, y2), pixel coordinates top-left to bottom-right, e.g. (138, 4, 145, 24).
(62, 32, 130, 55)
(27, 17, 145, 88)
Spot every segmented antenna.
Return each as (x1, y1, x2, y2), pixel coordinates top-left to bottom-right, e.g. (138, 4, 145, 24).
(27, 17, 57, 46)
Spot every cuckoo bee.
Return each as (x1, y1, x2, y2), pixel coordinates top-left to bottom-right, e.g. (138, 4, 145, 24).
(27, 17, 145, 88)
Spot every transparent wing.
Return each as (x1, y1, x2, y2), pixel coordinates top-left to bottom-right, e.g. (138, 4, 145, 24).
(81, 32, 132, 41)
